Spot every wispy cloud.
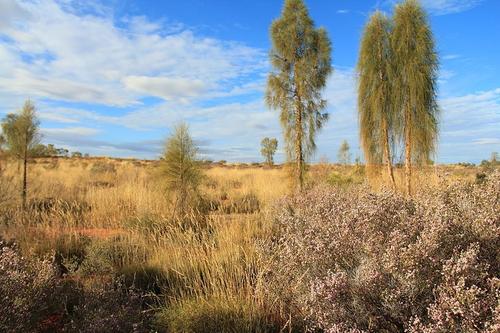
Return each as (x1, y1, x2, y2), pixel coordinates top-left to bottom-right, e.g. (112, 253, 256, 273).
(0, 0, 266, 107)
(42, 127, 101, 137)
(442, 54, 461, 60)
(419, 0, 483, 15)
(336, 9, 350, 14)
(385, 0, 483, 15)
(473, 138, 500, 145)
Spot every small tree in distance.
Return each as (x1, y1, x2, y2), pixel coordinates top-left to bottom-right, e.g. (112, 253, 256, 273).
(1, 100, 40, 209)
(337, 140, 351, 165)
(261, 137, 278, 166)
(159, 122, 202, 217)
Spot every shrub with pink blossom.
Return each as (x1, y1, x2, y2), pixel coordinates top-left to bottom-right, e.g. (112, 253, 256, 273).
(263, 171, 499, 332)
(0, 240, 151, 332)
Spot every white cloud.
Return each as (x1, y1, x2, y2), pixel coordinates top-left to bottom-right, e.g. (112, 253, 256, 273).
(442, 54, 461, 60)
(0, 0, 30, 29)
(386, 0, 482, 15)
(0, 0, 265, 107)
(420, 0, 482, 15)
(123, 76, 208, 102)
(473, 138, 500, 145)
(439, 88, 500, 161)
(42, 127, 100, 137)
(336, 9, 350, 14)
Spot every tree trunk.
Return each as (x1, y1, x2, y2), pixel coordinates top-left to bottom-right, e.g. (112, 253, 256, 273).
(382, 120, 396, 191)
(22, 148, 27, 210)
(404, 109, 412, 196)
(295, 96, 304, 191)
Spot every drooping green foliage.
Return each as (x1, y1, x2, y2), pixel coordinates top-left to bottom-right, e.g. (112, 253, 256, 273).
(357, 11, 397, 189)
(0, 134, 5, 152)
(337, 140, 351, 165)
(1, 101, 41, 159)
(159, 122, 202, 216)
(260, 137, 278, 166)
(1, 100, 40, 207)
(392, 0, 439, 195)
(266, 0, 332, 190)
(0, 134, 6, 170)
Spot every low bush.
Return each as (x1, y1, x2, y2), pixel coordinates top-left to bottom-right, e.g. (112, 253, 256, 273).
(0, 241, 62, 332)
(90, 161, 116, 174)
(263, 171, 500, 332)
(155, 296, 281, 333)
(219, 192, 260, 214)
(327, 171, 355, 187)
(0, 240, 151, 332)
(79, 235, 149, 276)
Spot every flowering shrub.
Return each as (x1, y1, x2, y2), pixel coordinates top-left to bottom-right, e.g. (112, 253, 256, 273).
(0, 241, 61, 332)
(263, 171, 499, 332)
(0, 240, 151, 332)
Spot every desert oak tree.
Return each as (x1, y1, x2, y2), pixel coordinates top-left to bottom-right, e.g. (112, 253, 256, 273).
(1, 100, 41, 209)
(261, 137, 278, 166)
(266, 0, 332, 190)
(392, 0, 439, 195)
(357, 11, 397, 190)
(337, 140, 351, 165)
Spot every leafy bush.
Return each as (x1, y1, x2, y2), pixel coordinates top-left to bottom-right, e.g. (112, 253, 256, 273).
(90, 161, 116, 174)
(263, 171, 500, 332)
(159, 123, 202, 217)
(0, 240, 151, 332)
(79, 236, 149, 276)
(155, 296, 281, 333)
(219, 192, 260, 214)
(0, 241, 62, 332)
(327, 171, 355, 187)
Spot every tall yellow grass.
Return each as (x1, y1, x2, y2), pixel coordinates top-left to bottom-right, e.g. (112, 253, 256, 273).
(0, 157, 481, 331)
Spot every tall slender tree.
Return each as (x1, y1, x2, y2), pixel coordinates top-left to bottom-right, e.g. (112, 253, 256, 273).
(1, 100, 40, 209)
(266, 0, 332, 190)
(357, 11, 397, 190)
(392, 0, 439, 195)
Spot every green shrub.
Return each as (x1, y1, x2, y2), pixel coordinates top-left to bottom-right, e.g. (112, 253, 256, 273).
(0, 240, 151, 332)
(79, 236, 149, 276)
(90, 161, 116, 174)
(155, 296, 281, 333)
(219, 192, 260, 214)
(119, 264, 166, 294)
(327, 171, 354, 187)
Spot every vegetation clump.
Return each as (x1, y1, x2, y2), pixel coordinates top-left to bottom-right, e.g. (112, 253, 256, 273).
(263, 171, 500, 332)
(159, 123, 203, 217)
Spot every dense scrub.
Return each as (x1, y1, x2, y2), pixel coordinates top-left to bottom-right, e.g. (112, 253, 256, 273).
(0, 240, 151, 332)
(263, 171, 499, 332)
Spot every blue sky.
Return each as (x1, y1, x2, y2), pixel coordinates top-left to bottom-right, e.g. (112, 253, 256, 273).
(0, 0, 499, 163)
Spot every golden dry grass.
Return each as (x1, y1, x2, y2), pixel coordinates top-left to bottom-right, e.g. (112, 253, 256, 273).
(0, 157, 485, 331)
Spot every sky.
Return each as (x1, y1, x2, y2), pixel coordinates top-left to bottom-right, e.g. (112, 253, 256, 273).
(0, 0, 499, 163)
